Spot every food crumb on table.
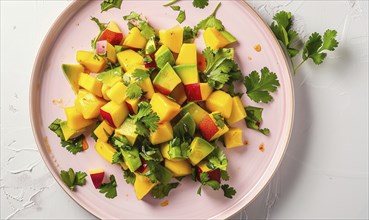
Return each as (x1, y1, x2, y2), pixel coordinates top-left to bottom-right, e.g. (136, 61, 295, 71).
(259, 143, 265, 152)
(160, 200, 169, 207)
(254, 44, 262, 52)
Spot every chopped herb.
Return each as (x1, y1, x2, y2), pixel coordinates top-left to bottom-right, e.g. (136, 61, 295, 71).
(244, 67, 280, 103)
(220, 170, 230, 181)
(123, 12, 156, 39)
(126, 83, 143, 99)
(100, 0, 123, 12)
(110, 135, 131, 150)
(145, 160, 173, 184)
(245, 106, 270, 135)
(123, 169, 136, 185)
(90, 17, 107, 49)
(131, 69, 150, 82)
(197, 172, 220, 195)
(193, 0, 209, 9)
(60, 135, 84, 154)
(59, 168, 87, 191)
(176, 10, 186, 24)
(221, 184, 236, 199)
(48, 119, 65, 140)
(207, 146, 228, 171)
(183, 26, 195, 43)
(99, 175, 118, 199)
(194, 2, 224, 35)
(130, 102, 160, 136)
(151, 182, 179, 199)
(212, 113, 225, 128)
(112, 150, 123, 164)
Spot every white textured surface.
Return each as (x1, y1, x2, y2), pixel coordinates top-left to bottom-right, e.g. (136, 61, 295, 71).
(1, 0, 368, 219)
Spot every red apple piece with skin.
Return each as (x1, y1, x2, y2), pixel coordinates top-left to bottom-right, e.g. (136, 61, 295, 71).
(184, 83, 202, 101)
(100, 109, 114, 128)
(196, 166, 221, 183)
(198, 115, 219, 141)
(97, 22, 123, 46)
(89, 169, 105, 189)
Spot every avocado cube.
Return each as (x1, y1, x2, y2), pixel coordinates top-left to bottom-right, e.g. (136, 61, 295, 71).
(188, 137, 215, 165)
(155, 45, 175, 69)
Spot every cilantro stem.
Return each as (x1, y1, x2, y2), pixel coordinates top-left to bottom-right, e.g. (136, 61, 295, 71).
(163, 0, 179, 6)
(293, 59, 306, 75)
(211, 2, 222, 16)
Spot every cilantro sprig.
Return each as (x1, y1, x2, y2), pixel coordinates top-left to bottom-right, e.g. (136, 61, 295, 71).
(123, 12, 156, 40)
(245, 106, 270, 135)
(48, 119, 85, 154)
(151, 182, 180, 199)
(90, 17, 107, 49)
(271, 11, 339, 74)
(99, 175, 118, 199)
(163, 0, 209, 9)
(130, 102, 160, 136)
(60, 168, 87, 191)
(194, 2, 223, 35)
(244, 67, 280, 103)
(100, 0, 123, 12)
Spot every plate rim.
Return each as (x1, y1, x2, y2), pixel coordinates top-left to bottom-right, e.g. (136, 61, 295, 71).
(29, 0, 295, 219)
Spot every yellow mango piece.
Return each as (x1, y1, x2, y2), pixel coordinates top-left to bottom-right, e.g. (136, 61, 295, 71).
(101, 83, 111, 101)
(125, 66, 155, 99)
(93, 120, 114, 143)
(159, 25, 183, 53)
(107, 82, 128, 104)
(134, 173, 158, 200)
(149, 122, 173, 145)
(176, 43, 197, 65)
(78, 74, 103, 97)
(95, 140, 116, 163)
(76, 50, 106, 73)
(203, 27, 231, 50)
(209, 112, 229, 141)
(75, 89, 106, 119)
(205, 90, 233, 118)
(100, 101, 129, 128)
(106, 42, 117, 64)
(224, 127, 244, 148)
(123, 27, 147, 49)
(117, 49, 144, 72)
(150, 93, 181, 123)
(227, 96, 247, 124)
(62, 64, 84, 94)
(60, 121, 85, 141)
(200, 83, 213, 100)
(164, 159, 192, 177)
(64, 106, 95, 130)
(125, 98, 140, 114)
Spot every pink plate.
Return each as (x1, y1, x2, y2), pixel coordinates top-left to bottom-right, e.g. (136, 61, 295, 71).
(30, 1, 294, 219)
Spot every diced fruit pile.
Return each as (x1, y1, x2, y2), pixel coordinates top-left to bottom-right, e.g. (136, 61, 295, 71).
(50, 11, 247, 200)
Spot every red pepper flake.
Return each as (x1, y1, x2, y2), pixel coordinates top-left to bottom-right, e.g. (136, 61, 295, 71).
(259, 143, 265, 152)
(160, 200, 169, 207)
(243, 140, 249, 145)
(254, 44, 262, 52)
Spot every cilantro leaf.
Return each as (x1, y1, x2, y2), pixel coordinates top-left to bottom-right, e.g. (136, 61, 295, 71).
(126, 83, 143, 99)
(170, 5, 180, 11)
(60, 168, 87, 191)
(183, 26, 195, 43)
(199, 172, 220, 190)
(176, 10, 186, 24)
(90, 17, 107, 49)
(302, 30, 338, 65)
(130, 102, 160, 136)
(220, 170, 229, 181)
(207, 146, 228, 171)
(131, 69, 149, 82)
(123, 169, 136, 185)
(212, 113, 225, 129)
(123, 12, 156, 40)
(221, 184, 236, 199)
(244, 67, 280, 103)
(48, 119, 65, 141)
(145, 160, 173, 184)
(194, 3, 224, 35)
(110, 135, 131, 150)
(193, 0, 209, 9)
(100, 0, 123, 12)
(245, 106, 270, 135)
(60, 135, 84, 154)
(99, 175, 117, 199)
(151, 182, 179, 199)
(112, 150, 123, 164)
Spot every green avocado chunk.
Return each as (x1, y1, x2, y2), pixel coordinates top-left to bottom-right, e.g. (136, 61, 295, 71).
(155, 45, 175, 69)
(173, 112, 196, 138)
(188, 137, 215, 166)
(121, 146, 142, 172)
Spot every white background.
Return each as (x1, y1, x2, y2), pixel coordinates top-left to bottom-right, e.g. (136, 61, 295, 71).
(1, 0, 368, 219)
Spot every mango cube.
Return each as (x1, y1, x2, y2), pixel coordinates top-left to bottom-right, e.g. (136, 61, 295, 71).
(149, 122, 173, 145)
(95, 140, 117, 163)
(123, 27, 147, 49)
(117, 49, 144, 72)
(76, 50, 106, 73)
(203, 28, 231, 50)
(227, 96, 247, 124)
(205, 90, 233, 118)
(125, 98, 140, 114)
(75, 89, 106, 119)
(224, 127, 244, 148)
(150, 93, 181, 123)
(209, 112, 229, 141)
(100, 101, 129, 128)
(125, 67, 155, 99)
(60, 120, 85, 141)
(134, 173, 158, 200)
(175, 43, 197, 65)
(64, 106, 95, 130)
(180, 102, 208, 126)
(106, 82, 128, 104)
(159, 25, 183, 53)
(93, 120, 114, 142)
(164, 159, 192, 177)
(78, 74, 103, 97)
(62, 64, 84, 94)
(115, 118, 138, 146)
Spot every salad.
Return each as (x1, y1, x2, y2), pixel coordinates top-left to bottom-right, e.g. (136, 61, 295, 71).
(48, 2, 271, 201)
